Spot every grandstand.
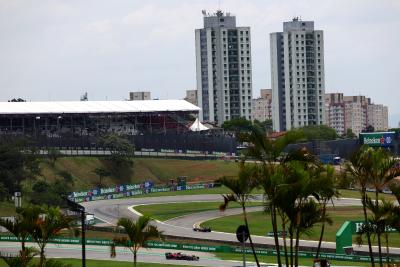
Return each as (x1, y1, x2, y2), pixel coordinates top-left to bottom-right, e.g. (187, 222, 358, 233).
(0, 100, 236, 153)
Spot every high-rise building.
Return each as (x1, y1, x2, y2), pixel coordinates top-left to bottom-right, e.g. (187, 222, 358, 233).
(184, 90, 198, 106)
(252, 89, 272, 122)
(325, 93, 389, 136)
(129, 91, 151, 101)
(195, 10, 252, 125)
(270, 18, 325, 131)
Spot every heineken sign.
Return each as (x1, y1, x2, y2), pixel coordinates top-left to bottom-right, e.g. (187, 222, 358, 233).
(360, 132, 395, 147)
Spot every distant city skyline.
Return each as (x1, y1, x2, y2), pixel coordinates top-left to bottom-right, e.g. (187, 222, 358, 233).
(0, 0, 399, 126)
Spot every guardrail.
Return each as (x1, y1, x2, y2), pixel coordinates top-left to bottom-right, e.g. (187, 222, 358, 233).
(1, 235, 399, 263)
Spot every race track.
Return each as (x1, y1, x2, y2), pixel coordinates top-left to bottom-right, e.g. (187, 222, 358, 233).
(82, 194, 400, 255)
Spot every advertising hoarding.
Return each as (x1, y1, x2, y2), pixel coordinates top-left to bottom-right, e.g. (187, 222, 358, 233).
(360, 132, 395, 147)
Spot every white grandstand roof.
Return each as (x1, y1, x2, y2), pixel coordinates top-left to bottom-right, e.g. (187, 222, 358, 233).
(0, 100, 200, 115)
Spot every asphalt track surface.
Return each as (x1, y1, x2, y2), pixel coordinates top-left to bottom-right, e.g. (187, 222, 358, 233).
(0, 242, 264, 267)
(82, 194, 400, 255)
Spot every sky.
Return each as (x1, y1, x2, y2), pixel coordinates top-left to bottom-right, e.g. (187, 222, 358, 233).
(0, 0, 399, 126)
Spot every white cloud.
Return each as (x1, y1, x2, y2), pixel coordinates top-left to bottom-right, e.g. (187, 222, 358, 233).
(0, 0, 399, 116)
(85, 19, 113, 33)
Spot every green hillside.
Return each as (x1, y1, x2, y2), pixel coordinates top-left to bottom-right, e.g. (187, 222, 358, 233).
(39, 157, 239, 191)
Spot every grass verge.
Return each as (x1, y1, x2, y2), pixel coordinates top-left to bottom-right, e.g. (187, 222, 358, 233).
(215, 252, 373, 266)
(134, 201, 262, 221)
(201, 206, 400, 247)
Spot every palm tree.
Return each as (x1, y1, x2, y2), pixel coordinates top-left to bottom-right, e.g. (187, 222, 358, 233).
(348, 146, 400, 266)
(110, 215, 161, 267)
(368, 148, 399, 203)
(277, 160, 323, 267)
(0, 246, 38, 267)
(314, 165, 338, 258)
(346, 146, 376, 266)
(238, 125, 305, 267)
(357, 197, 396, 267)
(31, 206, 73, 267)
(0, 205, 42, 253)
(218, 163, 260, 267)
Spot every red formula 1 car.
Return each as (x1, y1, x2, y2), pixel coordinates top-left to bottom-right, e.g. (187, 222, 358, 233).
(165, 252, 200, 261)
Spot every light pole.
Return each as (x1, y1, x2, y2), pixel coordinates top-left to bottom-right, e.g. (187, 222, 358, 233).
(65, 198, 86, 267)
(57, 116, 62, 148)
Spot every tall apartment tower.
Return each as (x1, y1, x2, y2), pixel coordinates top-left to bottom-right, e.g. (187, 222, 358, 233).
(270, 18, 325, 131)
(195, 10, 252, 125)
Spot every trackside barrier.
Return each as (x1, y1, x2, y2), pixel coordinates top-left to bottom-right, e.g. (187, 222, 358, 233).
(69, 182, 217, 203)
(1, 235, 399, 263)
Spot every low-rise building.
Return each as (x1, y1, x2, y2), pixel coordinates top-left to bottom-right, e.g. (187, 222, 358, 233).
(129, 91, 151, 101)
(325, 93, 388, 136)
(252, 89, 272, 122)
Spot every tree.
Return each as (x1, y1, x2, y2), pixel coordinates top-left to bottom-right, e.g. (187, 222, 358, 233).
(357, 197, 397, 267)
(30, 206, 73, 267)
(93, 167, 111, 187)
(297, 125, 338, 141)
(362, 148, 400, 267)
(221, 117, 252, 133)
(99, 133, 134, 164)
(47, 148, 61, 166)
(0, 206, 42, 254)
(0, 181, 7, 201)
(110, 216, 162, 267)
(346, 146, 376, 266)
(217, 164, 261, 267)
(238, 124, 305, 267)
(0, 140, 41, 199)
(314, 165, 338, 258)
(253, 119, 273, 134)
(0, 246, 38, 267)
(345, 128, 357, 139)
(276, 160, 324, 267)
(364, 125, 375, 133)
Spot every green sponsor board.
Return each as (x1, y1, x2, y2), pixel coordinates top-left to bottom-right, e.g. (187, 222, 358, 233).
(336, 220, 397, 254)
(360, 132, 395, 147)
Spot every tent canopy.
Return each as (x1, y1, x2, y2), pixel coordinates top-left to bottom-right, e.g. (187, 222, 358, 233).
(189, 118, 209, 131)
